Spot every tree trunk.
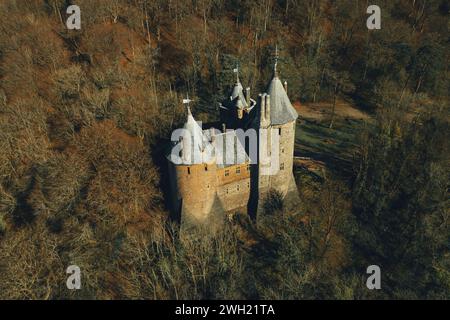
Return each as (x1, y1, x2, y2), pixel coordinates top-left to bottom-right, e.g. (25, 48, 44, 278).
(329, 80, 339, 129)
(313, 67, 326, 103)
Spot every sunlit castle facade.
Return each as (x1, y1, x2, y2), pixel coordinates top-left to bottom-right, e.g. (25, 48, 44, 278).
(167, 53, 299, 230)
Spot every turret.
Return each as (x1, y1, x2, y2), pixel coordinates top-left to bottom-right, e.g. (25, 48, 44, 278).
(167, 104, 221, 229)
(252, 46, 300, 217)
(263, 46, 299, 204)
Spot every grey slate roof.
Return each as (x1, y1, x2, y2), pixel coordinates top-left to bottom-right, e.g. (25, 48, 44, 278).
(266, 76, 298, 125)
(184, 107, 206, 151)
(212, 130, 249, 168)
(168, 109, 249, 167)
(223, 81, 248, 110)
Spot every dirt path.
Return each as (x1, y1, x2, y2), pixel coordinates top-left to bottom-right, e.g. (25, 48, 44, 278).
(293, 100, 371, 121)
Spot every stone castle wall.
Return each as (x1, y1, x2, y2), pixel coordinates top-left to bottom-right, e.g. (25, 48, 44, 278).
(169, 161, 252, 227)
(216, 164, 251, 213)
(169, 162, 217, 225)
(168, 120, 298, 227)
(269, 121, 297, 196)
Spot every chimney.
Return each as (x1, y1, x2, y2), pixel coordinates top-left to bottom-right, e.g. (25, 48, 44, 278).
(259, 93, 265, 121)
(236, 96, 243, 119)
(284, 81, 288, 93)
(246, 87, 251, 106)
(265, 94, 271, 123)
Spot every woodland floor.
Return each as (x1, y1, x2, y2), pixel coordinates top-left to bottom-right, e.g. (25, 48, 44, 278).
(294, 99, 373, 180)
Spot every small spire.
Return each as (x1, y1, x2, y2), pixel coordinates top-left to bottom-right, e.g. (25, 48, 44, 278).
(274, 45, 279, 77)
(182, 93, 193, 115)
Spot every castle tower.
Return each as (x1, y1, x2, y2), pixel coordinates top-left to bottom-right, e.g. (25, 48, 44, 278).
(167, 105, 221, 229)
(266, 47, 299, 205)
(254, 47, 299, 214)
(218, 65, 257, 130)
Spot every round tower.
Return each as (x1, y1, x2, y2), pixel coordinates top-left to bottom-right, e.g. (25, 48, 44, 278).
(167, 106, 221, 229)
(172, 161, 218, 226)
(257, 47, 299, 212)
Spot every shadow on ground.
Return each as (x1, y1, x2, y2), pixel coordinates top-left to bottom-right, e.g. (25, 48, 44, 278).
(295, 115, 371, 179)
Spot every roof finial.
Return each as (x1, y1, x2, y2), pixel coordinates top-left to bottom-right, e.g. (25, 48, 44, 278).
(182, 93, 193, 115)
(233, 63, 240, 84)
(274, 45, 279, 78)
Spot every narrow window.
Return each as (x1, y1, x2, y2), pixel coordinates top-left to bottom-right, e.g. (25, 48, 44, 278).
(225, 170, 229, 177)
(204, 165, 208, 171)
(236, 166, 241, 174)
(237, 184, 240, 191)
(278, 128, 282, 135)
(280, 163, 285, 170)
(187, 167, 191, 174)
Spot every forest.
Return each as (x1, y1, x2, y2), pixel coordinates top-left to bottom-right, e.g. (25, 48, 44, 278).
(0, 0, 448, 299)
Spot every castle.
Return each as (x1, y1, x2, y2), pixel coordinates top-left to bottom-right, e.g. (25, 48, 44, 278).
(167, 55, 299, 229)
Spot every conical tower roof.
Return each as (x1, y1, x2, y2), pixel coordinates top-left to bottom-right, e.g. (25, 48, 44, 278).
(265, 47, 298, 125)
(183, 107, 205, 152)
(266, 76, 298, 125)
(229, 75, 248, 109)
